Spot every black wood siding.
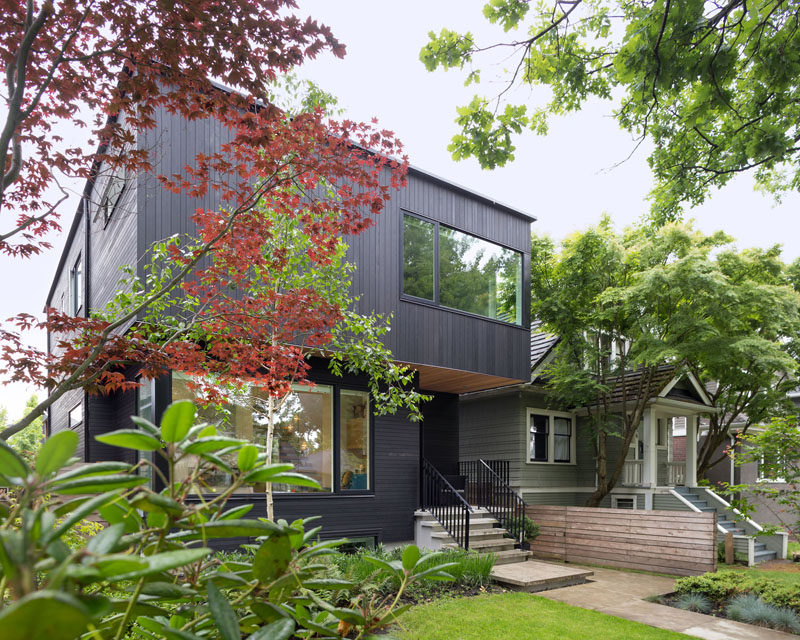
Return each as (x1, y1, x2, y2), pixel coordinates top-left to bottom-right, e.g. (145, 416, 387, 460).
(136, 107, 532, 382)
(420, 393, 460, 476)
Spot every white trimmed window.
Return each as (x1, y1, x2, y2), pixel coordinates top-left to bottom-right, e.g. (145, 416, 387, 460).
(526, 409, 576, 464)
(612, 494, 637, 510)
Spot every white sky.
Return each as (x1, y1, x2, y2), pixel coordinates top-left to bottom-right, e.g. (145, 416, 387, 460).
(1, 0, 798, 422)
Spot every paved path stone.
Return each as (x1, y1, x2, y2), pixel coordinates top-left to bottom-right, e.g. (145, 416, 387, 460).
(537, 564, 794, 639)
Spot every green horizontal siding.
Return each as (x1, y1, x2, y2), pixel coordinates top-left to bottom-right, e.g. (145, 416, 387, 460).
(653, 493, 692, 511)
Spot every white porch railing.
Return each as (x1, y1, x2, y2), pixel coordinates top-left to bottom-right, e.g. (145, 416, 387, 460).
(622, 459, 643, 486)
(666, 462, 686, 486)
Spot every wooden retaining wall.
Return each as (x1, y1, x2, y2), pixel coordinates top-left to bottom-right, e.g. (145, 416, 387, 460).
(527, 505, 716, 576)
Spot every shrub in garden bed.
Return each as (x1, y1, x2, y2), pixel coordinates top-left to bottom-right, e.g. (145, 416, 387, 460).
(323, 546, 497, 603)
(675, 572, 800, 613)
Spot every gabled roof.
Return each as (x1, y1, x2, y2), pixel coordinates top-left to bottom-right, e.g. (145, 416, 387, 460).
(530, 320, 559, 373)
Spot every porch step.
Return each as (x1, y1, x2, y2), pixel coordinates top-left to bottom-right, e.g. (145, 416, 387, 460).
(488, 549, 532, 565)
(431, 528, 506, 542)
(443, 538, 516, 552)
(755, 550, 777, 563)
(419, 517, 497, 531)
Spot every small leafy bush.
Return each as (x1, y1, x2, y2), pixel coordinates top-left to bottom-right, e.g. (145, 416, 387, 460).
(0, 400, 456, 639)
(675, 571, 800, 613)
(673, 592, 712, 613)
(505, 514, 540, 541)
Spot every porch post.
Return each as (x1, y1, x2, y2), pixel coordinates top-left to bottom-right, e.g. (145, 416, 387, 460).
(685, 415, 698, 487)
(641, 406, 658, 489)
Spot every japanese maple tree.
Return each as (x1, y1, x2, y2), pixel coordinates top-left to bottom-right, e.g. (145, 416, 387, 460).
(0, 1, 413, 440)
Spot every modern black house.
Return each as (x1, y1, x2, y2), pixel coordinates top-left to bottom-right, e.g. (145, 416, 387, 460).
(44, 103, 534, 546)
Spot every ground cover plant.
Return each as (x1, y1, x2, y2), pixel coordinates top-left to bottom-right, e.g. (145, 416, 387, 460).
(392, 592, 695, 640)
(322, 546, 497, 604)
(0, 400, 456, 639)
(669, 568, 800, 634)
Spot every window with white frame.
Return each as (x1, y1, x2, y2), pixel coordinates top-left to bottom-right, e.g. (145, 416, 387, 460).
(527, 410, 575, 464)
(612, 494, 637, 509)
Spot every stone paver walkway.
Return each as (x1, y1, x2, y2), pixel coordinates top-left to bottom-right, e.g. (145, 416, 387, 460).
(537, 564, 794, 640)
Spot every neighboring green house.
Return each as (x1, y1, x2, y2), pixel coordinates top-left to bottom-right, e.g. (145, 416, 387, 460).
(451, 324, 787, 564)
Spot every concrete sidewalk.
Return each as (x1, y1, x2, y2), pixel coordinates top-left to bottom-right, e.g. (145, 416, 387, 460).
(538, 564, 795, 640)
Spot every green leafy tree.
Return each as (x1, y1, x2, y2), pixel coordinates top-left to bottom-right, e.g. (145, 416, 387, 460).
(534, 218, 800, 505)
(421, 0, 800, 222)
(726, 416, 800, 538)
(7, 395, 43, 467)
(0, 401, 455, 640)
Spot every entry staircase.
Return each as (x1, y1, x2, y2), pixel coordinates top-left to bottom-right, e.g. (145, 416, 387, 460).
(673, 486, 787, 565)
(414, 507, 530, 565)
(416, 458, 530, 566)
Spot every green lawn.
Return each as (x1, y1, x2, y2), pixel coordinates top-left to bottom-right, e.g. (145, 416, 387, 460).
(393, 592, 695, 640)
(717, 563, 800, 586)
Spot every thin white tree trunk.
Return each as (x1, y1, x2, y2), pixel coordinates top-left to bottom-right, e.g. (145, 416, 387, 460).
(266, 393, 275, 521)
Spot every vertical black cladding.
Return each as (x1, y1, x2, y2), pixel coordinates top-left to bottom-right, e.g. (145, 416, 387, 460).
(420, 392, 460, 476)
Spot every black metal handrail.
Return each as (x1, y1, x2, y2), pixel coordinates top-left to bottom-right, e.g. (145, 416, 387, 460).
(421, 458, 472, 550)
(459, 459, 527, 546)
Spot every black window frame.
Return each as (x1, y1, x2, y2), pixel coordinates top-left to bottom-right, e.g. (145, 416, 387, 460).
(70, 254, 83, 316)
(169, 373, 376, 499)
(68, 402, 83, 429)
(529, 413, 549, 462)
(101, 164, 127, 227)
(400, 210, 523, 327)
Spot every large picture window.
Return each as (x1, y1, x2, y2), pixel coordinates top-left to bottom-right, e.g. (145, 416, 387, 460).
(402, 213, 523, 325)
(527, 410, 575, 464)
(171, 374, 370, 495)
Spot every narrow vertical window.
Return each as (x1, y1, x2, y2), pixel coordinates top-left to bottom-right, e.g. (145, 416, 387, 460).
(402, 214, 435, 300)
(70, 255, 83, 315)
(553, 417, 572, 463)
(339, 389, 370, 490)
(137, 378, 155, 487)
(529, 414, 548, 462)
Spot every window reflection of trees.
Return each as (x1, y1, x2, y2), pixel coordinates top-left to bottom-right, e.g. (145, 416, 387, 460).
(403, 216, 435, 300)
(439, 227, 520, 323)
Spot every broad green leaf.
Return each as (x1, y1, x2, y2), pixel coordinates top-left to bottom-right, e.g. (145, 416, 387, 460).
(250, 602, 288, 623)
(243, 463, 295, 483)
(93, 555, 149, 577)
(130, 415, 159, 436)
(401, 544, 420, 572)
(0, 591, 91, 640)
(42, 491, 120, 546)
(267, 472, 320, 489)
(183, 436, 246, 454)
(169, 519, 281, 541)
(103, 547, 211, 582)
(147, 511, 168, 528)
(247, 618, 295, 640)
(98, 496, 143, 533)
(131, 491, 182, 514)
(0, 440, 29, 482)
(206, 581, 240, 640)
(218, 503, 254, 520)
(52, 474, 148, 495)
(35, 431, 78, 477)
(237, 445, 258, 471)
(160, 400, 196, 442)
(139, 582, 197, 598)
(48, 461, 131, 485)
(302, 578, 355, 590)
(136, 616, 203, 640)
(95, 429, 162, 451)
(86, 522, 125, 555)
(252, 534, 292, 583)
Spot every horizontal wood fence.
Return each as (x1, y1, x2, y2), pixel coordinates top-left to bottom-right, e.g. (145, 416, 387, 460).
(527, 505, 716, 576)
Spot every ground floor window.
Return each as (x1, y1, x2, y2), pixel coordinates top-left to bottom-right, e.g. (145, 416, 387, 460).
(527, 409, 575, 464)
(170, 373, 371, 494)
(612, 494, 637, 510)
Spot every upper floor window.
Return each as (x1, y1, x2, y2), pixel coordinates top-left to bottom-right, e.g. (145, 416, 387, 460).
(402, 213, 522, 325)
(70, 255, 83, 315)
(101, 165, 127, 225)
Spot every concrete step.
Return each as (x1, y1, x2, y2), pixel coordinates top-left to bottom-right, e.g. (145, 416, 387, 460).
(419, 517, 498, 531)
(755, 550, 777, 563)
(491, 560, 594, 592)
(431, 528, 506, 542)
(486, 549, 531, 565)
(443, 538, 515, 552)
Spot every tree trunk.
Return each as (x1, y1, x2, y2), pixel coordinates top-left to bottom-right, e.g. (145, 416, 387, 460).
(265, 394, 275, 521)
(585, 430, 608, 507)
